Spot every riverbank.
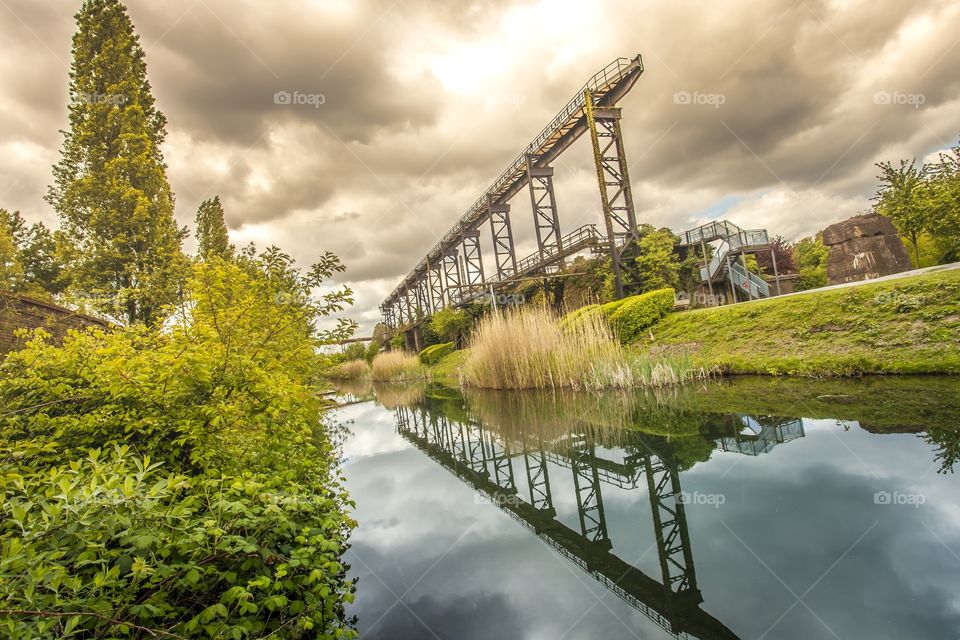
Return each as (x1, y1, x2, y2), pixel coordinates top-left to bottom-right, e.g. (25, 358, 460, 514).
(428, 267, 960, 379)
(637, 267, 960, 376)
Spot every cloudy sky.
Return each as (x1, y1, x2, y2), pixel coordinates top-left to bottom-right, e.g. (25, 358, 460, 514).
(2, 0, 959, 332)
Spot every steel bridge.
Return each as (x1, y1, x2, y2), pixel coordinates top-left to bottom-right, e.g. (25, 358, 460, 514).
(380, 55, 646, 330)
(389, 404, 812, 639)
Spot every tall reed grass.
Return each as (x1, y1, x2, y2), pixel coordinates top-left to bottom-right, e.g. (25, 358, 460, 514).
(462, 306, 709, 390)
(371, 351, 427, 382)
(327, 359, 370, 380)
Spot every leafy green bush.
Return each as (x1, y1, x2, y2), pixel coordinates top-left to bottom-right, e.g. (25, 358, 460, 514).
(599, 298, 629, 318)
(608, 288, 676, 343)
(0, 251, 358, 638)
(419, 342, 455, 366)
(0, 447, 354, 639)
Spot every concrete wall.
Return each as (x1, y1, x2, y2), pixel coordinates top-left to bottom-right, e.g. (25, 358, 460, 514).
(0, 293, 110, 353)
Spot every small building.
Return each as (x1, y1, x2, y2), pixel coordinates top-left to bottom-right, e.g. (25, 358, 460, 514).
(0, 292, 110, 353)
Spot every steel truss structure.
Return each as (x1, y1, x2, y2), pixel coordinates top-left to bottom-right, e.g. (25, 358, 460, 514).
(393, 404, 746, 640)
(381, 55, 646, 328)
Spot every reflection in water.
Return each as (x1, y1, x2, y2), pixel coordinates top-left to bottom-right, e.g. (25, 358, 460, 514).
(388, 386, 830, 640)
(341, 377, 960, 639)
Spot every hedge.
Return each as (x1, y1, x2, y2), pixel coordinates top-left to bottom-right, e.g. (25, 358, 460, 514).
(419, 341, 455, 366)
(599, 298, 630, 318)
(558, 304, 600, 330)
(608, 288, 676, 343)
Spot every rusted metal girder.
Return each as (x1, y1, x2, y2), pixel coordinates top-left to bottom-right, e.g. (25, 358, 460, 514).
(525, 155, 565, 270)
(487, 195, 517, 280)
(428, 259, 445, 313)
(584, 91, 642, 299)
(381, 55, 645, 323)
(442, 250, 461, 306)
(460, 230, 485, 295)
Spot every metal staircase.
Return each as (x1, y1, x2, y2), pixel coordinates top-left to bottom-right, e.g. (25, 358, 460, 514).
(678, 220, 772, 301)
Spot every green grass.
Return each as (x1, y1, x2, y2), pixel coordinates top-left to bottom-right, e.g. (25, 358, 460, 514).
(429, 348, 468, 380)
(639, 269, 960, 375)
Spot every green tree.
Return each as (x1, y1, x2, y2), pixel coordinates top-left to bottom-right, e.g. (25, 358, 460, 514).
(19, 224, 73, 296)
(0, 210, 74, 297)
(195, 195, 233, 260)
(793, 234, 828, 291)
(0, 222, 23, 290)
(429, 307, 472, 345)
(634, 225, 680, 293)
(47, 0, 186, 325)
(926, 140, 960, 263)
(873, 158, 931, 266)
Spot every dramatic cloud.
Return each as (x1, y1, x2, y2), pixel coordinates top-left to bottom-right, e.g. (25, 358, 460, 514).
(2, 0, 959, 332)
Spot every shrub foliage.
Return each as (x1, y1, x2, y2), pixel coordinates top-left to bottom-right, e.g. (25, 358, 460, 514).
(0, 251, 359, 639)
(608, 288, 676, 343)
(418, 342, 455, 366)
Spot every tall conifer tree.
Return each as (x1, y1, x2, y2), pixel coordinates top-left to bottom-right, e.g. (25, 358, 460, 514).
(195, 196, 233, 260)
(47, 0, 185, 324)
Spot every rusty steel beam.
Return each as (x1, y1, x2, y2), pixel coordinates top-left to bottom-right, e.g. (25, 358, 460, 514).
(584, 94, 641, 299)
(381, 55, 645, 323)
(525, 156, 564, 270)
(487, 195, 517, 280)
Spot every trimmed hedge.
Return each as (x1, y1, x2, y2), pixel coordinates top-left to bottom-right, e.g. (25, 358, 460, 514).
(558, 304, 600, 330)
(419, 341, 455, 366)
(609, 288, 676, 343)
(599, 298, 630, 318)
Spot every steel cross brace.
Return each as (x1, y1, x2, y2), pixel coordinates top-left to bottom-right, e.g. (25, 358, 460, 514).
(460, 230, 485, 296)
(487, 195, 517, 280)
(525, 155, 564, 271)
(442, 250, 461, 306)
(584, 91, 642, 298)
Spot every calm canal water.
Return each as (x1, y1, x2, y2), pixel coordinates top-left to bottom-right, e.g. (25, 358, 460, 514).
(334, 377, 960, 639)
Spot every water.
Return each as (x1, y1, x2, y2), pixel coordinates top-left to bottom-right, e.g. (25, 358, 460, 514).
(335, 377, 960, 639)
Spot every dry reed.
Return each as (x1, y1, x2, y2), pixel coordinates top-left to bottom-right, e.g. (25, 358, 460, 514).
(462, 306, 710, 390)
(327, 359, 370, 380)
(370, 350, 427, 382)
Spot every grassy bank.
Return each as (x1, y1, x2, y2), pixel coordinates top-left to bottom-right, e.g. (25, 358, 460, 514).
(640, 269, 960, 376)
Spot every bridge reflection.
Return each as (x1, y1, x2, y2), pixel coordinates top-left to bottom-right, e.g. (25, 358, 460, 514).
(387, 387, 807, 640)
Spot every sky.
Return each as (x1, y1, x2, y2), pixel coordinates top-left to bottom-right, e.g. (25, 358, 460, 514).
(2, 0, 959, 333)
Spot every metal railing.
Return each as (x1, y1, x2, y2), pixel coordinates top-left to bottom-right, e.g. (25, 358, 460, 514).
(728, 261, 770, 299)
(384, 56, 643, 308)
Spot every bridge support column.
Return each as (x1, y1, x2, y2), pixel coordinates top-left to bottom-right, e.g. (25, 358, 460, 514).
(525, 156, 564, 270)
(402, 288, 412, 324)
(487, 196, 517, 281)
(523, 439, 555, 515)
(643, 455, 698, 597)
(442, 251, 462, 306)
(410, 276, 427, 320)
(428, 259, 445, 313)
(570, 435, 610, 547)
(584, 92, 641, 299)
(460, 231, 485, 297)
